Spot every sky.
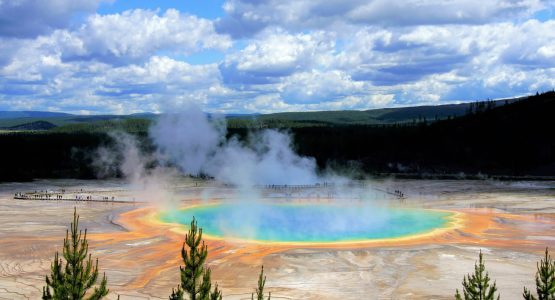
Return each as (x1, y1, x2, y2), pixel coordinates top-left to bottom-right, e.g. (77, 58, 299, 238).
(0, 0, 554, 114)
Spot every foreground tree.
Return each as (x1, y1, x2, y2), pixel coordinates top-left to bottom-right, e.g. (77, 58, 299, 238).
(455, 250, 500, 300)
(252, 266, 270, 300)
(523, 248, 555, 300)
(170, 217, 222, 300)
(43, 208, 109, 300)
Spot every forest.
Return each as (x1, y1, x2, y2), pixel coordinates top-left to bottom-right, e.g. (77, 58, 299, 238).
(0, 91, 553, 181)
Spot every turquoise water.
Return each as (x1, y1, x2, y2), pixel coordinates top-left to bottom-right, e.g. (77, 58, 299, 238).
(160, 203, 452, 243)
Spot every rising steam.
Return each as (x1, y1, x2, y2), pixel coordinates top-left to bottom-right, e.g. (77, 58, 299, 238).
(150, 105, 320, 186)
(93, 131, 177, 203)
(92, 104, 333, 203)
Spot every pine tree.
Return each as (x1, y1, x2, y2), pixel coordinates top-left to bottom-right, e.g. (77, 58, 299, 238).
(170, 217, 221, 300)
(252, 266, 270, 300)
(455, 250, 500, 300)
(523, 248, 555, 300)
(43, 208, 109, 300)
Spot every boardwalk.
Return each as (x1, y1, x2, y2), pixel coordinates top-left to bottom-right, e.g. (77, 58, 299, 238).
(13, 190, 145, 204)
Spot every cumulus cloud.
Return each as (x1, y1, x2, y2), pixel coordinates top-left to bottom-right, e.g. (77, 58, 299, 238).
(0, 8, 231, 71)
(53, 9, 232, 64)
(500, 19, 555, 67)
(100, 56, 221, 92)
(237, 91, 396, 113)
(216, 0, 550, 37)
(348, 0, 547, 26)
(0, 0, 108, 38)
(0, 7, 234, 113)
(339, 27, 474, 86)
(220, 30, 334, 84)
(215, 18, 555, 108)
(280, 70, 364, 104)
(1, 2, 555, 113)
(0, 54, 225, 113)
(330, 20, 555, 103)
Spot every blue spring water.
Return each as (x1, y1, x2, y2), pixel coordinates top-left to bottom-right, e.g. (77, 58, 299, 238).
(160, 203, 452, 243)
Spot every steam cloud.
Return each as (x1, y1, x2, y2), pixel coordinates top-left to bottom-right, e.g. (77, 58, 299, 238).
(150, 105, 320, 186)
(93, 104, 332, 204)
(94, 131, 177, 203)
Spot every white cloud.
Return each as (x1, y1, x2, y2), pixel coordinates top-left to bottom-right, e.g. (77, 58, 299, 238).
(217, 0, 551, 37)
(327, 20, 555, 103)
(348, 0, 546, 26)
(0, 8, 232, 70)
(1, 2, 555, 113)
(280, 70, 364, 104)
(57, 9, 232, 63)
(98, 56, 221, 95)
(239, 92, 396, 113)
(0, 0, 110, 38)
(0, 54, 225, 113)
(499, 19, 555, 67)
(220, 30, 334, 84)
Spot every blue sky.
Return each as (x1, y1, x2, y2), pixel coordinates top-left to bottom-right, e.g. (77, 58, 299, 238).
(0, 0, 554, 114)
(97, 0, 226, 19)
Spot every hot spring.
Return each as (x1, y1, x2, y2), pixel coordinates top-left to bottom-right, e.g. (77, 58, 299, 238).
(160, 203, 455, 244)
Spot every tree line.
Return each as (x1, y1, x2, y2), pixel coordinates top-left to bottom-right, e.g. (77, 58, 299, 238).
(1, 91, 554, 182)
(42, 209, 554, 299)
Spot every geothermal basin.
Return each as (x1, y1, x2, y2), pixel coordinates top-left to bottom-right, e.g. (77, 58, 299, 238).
(1, 179, 555, 299)
(160, 203, 455, 244)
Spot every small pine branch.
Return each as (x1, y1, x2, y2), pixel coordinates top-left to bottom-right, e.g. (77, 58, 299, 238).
(455, 289, 462, 300)
(169, 287, 184, 300)
(524, 286, 537, 300)
(199, 268, 213, 300)
(88, 272, 109, 300)
(210, 284, 223, 300)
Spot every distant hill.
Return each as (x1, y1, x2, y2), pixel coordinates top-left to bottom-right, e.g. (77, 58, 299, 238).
(232, 98, 518, 127)
(0, 96, 530, 131)
(0, 111, 72, 119)
(0, 114, 156, 129)
(3, 120, 57, 131)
